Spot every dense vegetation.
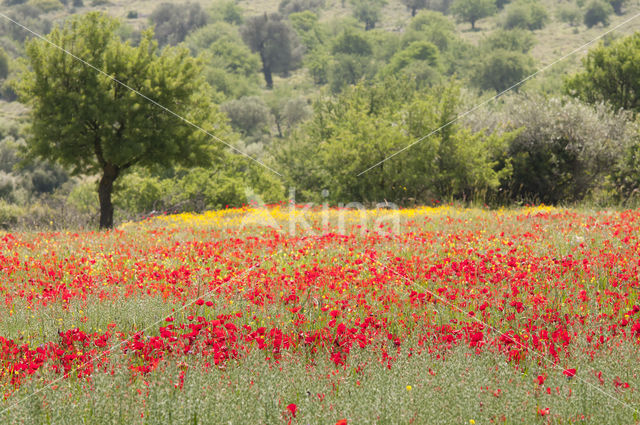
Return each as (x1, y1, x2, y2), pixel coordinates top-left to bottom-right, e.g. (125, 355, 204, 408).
(0, 0, 640, 228)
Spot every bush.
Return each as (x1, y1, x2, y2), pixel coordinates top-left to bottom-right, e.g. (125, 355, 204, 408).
(473, 49, 534, 92)
(0, 200, 23, 229)
(503, 1, 548, 30)
(210, 1, 244, 25)
(150, 2, 208, 46)
(221, 96, 272, 140)
(557, 2, 582, 26)
(278, 0, 325, 15)
(126, 10, 138, 19)
(466, 95, 637, 203)
(584, 0, 613, 28)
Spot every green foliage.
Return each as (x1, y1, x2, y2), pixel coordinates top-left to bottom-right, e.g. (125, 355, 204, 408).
(210, 0, 244, 25)
(480, 28, 535, 53)
(349, 0, 387, 31)
(608, 0, 627, 14)
(328, 53, 374, 93)
(113, 156, 283, 216)
(0, 199, 23, 229)
(276, 79, 515, 204)
(451, 0, 496, 30)
(2, 4, 52, 42)
(17, 12, 230, 228)
(305, 47, 331, 85)
(611, 135, 640, 204)
(289, 11, 326, 51)
(384, 41, 441, 86)
(566, 33, 640, 112)
(556, 2, 582, 26)
(149, 2, 207, 47)
(0, 49, 9, 81)
(403, 10, 456, 52)
(469, 95, 636, 203)
(503, 0, 549, 30)
(221, 96, 272, 142)
(186, 23, 261, 100)
(240, 13, 303, 89)
(331, 29, 372, 56)
(401, 0, 428, 16)
(278, 0, 325, 15)
(583, 0, 613, 28)
(473, 49, 533, 92)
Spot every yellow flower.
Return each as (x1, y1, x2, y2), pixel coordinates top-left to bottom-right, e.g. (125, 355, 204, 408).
(406, 385, 412, 391)
(470, 420, 475, 425)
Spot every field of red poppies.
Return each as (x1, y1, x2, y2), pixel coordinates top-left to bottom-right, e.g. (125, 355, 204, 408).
(0, 205, 639, 424)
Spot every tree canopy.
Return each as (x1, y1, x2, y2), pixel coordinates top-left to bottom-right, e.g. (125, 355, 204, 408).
(17, 12, 230, 228)
(565, 32, 640, 113)
(240, 13, 303, 89)
(451, 0, 496, 30)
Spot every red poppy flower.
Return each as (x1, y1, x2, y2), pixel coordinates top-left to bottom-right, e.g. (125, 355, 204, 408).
(563, 368, 576, 378)
(287, 403, 297, 417)
(336, 420, 348, 425)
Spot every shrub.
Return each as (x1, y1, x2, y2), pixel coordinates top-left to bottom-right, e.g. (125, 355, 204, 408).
(584, 0, 613, 28)
(466, 95, 637, 203)
(503, 1, 548, 30)
(557, 2, 582, 26)
(0, 200, 23, 229)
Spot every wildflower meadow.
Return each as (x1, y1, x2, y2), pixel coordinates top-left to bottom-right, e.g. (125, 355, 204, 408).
(0, 205, 640, 424)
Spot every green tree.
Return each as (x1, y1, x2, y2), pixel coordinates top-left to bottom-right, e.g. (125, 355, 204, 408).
(384, 41, 441, 86)
(608, 0, 627, 15)
(240, 13, 303, 89)
(401, 0, 428, 17)
(565, 33, 640, 112)
(350, 0, 387, 30)
(471, 95, 636, 203)
(503, 0, 548, 30)
(276, 79, 514, 204)
(149, 2, 208, 47)
(451, 0, 496, 30)
(583, 0, 613, 28)
(473, 49, 533, 92)
(17, 13, 230, 228)
(186, 23, 262, 100)
(404, 10, 456, 51)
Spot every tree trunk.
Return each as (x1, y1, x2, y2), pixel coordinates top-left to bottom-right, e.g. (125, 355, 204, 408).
(263, 66, 273, 89)
(411, 7, 417, 17)
(98, 163, 119, 229)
